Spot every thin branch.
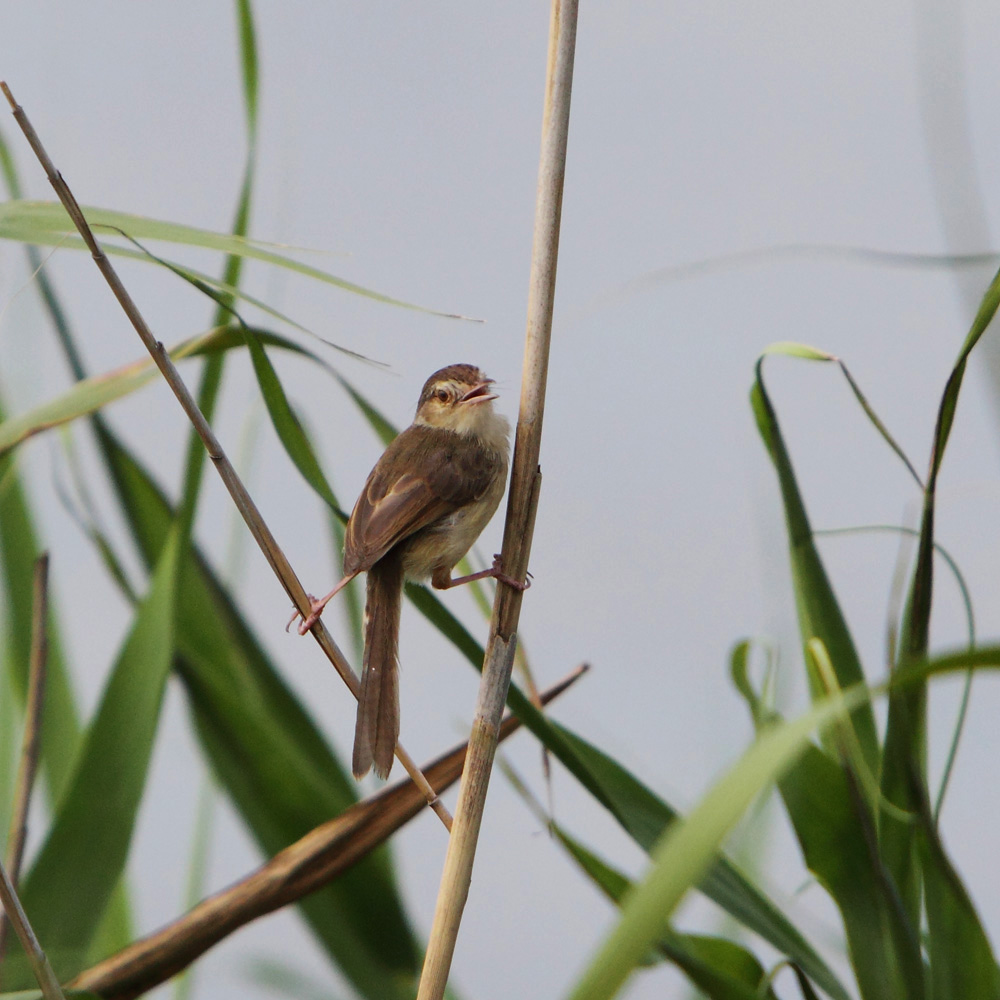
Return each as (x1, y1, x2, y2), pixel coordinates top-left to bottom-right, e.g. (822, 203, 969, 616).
(0, 870, 64, 1000)
(416, 1, 578, 996)
(0, 81, 452, 831)
(0, 553, 50, 972)
(70, 667, 585, 1000)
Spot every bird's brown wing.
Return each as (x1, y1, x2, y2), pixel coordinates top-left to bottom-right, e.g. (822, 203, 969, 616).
(343, 425, 496, 574)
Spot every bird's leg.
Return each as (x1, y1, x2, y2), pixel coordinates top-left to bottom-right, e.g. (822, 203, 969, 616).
(288, 572, 359, 635)
(432, 554, 531, 592)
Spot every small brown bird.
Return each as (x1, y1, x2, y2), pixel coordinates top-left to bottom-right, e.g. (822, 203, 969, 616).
(298, 364, 527, 779)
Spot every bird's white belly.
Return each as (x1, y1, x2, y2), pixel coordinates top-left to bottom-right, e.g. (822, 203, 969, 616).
(400, 473, 505, 582)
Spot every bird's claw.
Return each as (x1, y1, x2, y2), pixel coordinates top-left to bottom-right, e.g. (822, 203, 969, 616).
(491, 553, 531, 591)
(286, 594, 324, 635)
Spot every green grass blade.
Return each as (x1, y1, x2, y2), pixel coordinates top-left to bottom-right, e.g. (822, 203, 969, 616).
(0, 128, 136, 971)
(0, 644, 15, 850)
(881, 265, 1000, 929)
(918, 794, 1000, 999)
(539, 814, 781, 1000)
(735, 643, 924, 1000)
(13, 531, 180, 983)
(170, 774, 216, 1000)
(0, 403, 81, 806)
(776, 740, 921, 999)
(751, 355, 879, 772)
(565, 686, 874, 1000)
(815, 524, 977, 821)
(404, 584, 848, 996)
(761, 344, 923, 487)
(0, 327, 317, 457)
(335, 375, 399, 446)
(95, 434, 421, 999)
(234, 0, 259, 142)
(238, 326, 346, 516)
(0, 202, 474, 319)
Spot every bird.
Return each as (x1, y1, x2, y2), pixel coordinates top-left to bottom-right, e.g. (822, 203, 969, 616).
(296, 363, 528, 779)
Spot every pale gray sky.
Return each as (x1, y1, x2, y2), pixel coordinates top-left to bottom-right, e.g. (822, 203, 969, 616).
(3, 2, 1000, 998)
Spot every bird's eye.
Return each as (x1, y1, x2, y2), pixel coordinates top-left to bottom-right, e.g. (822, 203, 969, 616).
(435, 388, 450, 403)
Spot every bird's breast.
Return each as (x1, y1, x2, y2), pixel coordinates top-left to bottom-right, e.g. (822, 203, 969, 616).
(399, 459, 507, 582)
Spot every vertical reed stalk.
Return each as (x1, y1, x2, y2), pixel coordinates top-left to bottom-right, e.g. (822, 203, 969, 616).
(0, 553, 49, 971)
(415, 1, 579, 996)
(0, 553, 63, 1000)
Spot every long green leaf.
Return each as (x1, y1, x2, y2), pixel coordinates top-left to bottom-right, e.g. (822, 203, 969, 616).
(405, 584, 848, 997)
(777, 741, 921, 1000)
(0, 493, 78, 826)
(0, 403, 81, 807)
(565, 684, 876, 1000)
(6, 109, 421, 992)
(12, 531, 180, 984)
(918, 792, 1000, 998)
(0, 201, 472, 319)
(238, 326, 346, 516)
(751, 354, 879, 772)
(0, 327, 319, 457)
(96, 434, 421, 1000)
(882, 264, 1000, 928)
(549, 824, 780, 1000)
(0, 123, 136, 972)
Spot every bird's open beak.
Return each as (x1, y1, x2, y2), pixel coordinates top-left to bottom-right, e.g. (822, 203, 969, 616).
(460, 381, 498, 405)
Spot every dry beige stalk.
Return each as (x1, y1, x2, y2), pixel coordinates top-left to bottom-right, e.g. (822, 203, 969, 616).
(415, 1, 579, 996)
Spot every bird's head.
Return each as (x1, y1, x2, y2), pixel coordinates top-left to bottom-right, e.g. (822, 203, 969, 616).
(414, 364, 507, 443)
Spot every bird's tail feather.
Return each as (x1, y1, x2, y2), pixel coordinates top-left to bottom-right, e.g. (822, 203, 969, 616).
(353, 554, 403, 779)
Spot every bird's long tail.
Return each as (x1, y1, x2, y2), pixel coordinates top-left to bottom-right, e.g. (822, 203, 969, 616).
(353, 553, 403, 779)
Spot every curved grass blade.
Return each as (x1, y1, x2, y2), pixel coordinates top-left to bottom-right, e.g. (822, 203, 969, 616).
(564, 834, 779, 1000)
(0, 202, 477, 320)
(11, 531, 180, 984)
(504, 763, 782, 1000)
(0, 126, 136, 976)
(751, 354, 879, 772)
(410, 588, 848, 999)
(916, 781, 1000, 999)
(735, 645, 924, 1000)
(882, 264, 1000, 929)
(0, 327, 319, 457)
(0, 447, 80, 809)
(565, 684, 879, 1000)
(767, 735, 920, 999)
(96, 436, 421, 1000)
(238, 328, 347, 517)
(578, 244, 1000, 323)
(761, 343, 922, 487)
(815, 523, 976, 820)
(4, 100, 424, 994)
(113, 224, 353, 521)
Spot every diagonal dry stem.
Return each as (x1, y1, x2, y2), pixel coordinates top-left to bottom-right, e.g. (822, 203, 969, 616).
(70, 666, 585, 1000)
(415, 1, 579, 996)
(0, 552, 50, 975)
(0, 555, 61, 998)
(0, 81, 451, 831)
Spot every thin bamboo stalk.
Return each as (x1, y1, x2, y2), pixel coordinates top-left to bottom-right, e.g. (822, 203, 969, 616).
(0, 554, 50, 978)
(415, 2, 579, 996)
(0, 859, 65, 1000)
(0, 81, 452, 831)
(0, 555, 61, 998)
